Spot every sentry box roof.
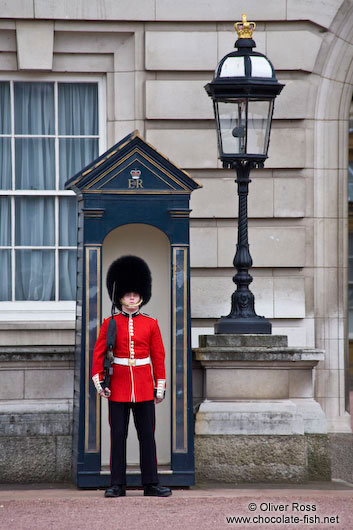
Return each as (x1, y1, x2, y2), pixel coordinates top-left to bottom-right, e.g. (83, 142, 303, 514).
(65, 130, 201, 195)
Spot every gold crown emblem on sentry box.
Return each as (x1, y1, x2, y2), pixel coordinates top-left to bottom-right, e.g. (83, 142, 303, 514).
(130, 169, 142, 179)
(234, 14, 256, 39)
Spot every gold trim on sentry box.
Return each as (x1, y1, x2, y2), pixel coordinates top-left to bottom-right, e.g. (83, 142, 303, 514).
(84, 189, 190, 195)
(84, 148, 190, 192)
(172, 251, 177, 453)
(96, 157, 178, 192)
(96, 250, 101, 451)
(183, 248, 188, 451)
(84, 246, 101, 454)
(172, 246, 188, 454)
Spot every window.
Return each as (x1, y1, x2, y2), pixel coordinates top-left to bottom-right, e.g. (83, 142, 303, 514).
(0, 81, 99, 302)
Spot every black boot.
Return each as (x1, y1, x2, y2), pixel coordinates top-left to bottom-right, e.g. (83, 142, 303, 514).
(144, 484, 172, 497)
(104, 485, 126, 497)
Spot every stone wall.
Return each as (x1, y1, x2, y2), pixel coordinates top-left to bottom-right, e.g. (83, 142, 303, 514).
(0, 402, 72, 483)
(195, 434, 331, 484)
(0, 346, 74, 483)
(0, 0, 352, 482)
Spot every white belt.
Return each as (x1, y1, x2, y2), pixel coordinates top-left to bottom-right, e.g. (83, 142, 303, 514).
(113, 356, 150, 367)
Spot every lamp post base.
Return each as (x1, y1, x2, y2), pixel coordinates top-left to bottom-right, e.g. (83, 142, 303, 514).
(215, 315, 272, 335)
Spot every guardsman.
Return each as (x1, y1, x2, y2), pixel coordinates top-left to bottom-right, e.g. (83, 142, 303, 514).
(92, 255, 172, 497)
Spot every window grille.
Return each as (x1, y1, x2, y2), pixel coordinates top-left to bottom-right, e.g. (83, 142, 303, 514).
(0, 81, 99, 301)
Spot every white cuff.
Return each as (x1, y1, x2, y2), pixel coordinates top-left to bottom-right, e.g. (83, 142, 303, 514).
(92, 374, 104, 394)
(156, 379, 166, 399)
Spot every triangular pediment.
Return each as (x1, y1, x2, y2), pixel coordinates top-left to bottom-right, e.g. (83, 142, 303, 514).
(65, 131, 201, 195)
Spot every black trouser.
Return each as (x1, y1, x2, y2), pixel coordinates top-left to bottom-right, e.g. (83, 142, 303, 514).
(108, 400, 158, 486)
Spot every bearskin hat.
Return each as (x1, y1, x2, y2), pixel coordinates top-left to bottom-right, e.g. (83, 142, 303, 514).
(106, 255, 152, 311)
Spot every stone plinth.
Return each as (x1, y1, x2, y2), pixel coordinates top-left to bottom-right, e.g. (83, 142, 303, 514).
(0, 349, 74, 483)
(194, 334, 329, 483)
(0, 399, 73, 483)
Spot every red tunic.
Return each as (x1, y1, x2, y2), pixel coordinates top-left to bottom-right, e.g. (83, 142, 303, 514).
(92, 312, 166, 402)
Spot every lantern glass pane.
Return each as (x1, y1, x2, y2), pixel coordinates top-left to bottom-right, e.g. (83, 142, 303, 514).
(219, 56, 245, 78)
(217, 100, 247, 155)
(250, 56, 273, 78)
(247, 99, 273, 156)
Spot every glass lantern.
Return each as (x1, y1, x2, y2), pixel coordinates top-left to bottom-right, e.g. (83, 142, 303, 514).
(205, 15, 284, 167)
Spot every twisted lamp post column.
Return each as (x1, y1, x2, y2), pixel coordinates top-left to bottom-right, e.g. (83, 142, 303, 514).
(214, 161, 271, 334)
(232, 162, 254, 315)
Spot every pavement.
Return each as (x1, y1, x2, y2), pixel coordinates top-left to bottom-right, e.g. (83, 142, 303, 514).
(2, 394, 353, 530)
(1, 480, 353, 530)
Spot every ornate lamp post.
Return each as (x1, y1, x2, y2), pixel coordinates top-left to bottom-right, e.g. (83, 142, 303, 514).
(205, 14, 284, 334)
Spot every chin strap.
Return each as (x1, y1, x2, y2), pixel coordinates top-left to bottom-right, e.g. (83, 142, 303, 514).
(120, 297, 143, 309)
(111, 282, 116, 317)
(155, 379, 166, 400)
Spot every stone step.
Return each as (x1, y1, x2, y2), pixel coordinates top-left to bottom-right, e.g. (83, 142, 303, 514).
(198, 334, 288, 348)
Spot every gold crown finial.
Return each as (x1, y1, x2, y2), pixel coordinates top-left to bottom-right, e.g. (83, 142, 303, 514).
(234, 14, 256, 39)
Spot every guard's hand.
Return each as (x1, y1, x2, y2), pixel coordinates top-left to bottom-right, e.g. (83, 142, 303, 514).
(100, 388, 111, 398)
(155, 397, 164, 404)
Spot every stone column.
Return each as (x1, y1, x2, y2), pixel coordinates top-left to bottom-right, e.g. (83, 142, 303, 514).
(194, 334, 329, 483)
